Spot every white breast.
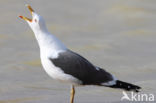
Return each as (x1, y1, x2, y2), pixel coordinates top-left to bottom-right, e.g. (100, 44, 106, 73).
(40, 54, 82, 85)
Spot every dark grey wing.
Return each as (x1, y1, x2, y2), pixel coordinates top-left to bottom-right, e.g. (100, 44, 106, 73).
(49, 50, 113, 85)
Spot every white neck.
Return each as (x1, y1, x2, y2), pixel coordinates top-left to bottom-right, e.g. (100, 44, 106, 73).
(33, 28, 67, 58)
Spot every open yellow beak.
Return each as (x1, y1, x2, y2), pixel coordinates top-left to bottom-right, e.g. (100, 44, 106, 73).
(19, 5, 34, 22)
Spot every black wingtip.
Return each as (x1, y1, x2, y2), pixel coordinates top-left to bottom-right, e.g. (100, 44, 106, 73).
(109, 80, 141, 92)
(134, 86, 141, 92)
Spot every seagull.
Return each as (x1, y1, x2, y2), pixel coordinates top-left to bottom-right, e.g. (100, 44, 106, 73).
(19, 5, 141, 103)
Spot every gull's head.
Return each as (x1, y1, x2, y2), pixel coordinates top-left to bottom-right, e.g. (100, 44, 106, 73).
(19, 5, 47, 33)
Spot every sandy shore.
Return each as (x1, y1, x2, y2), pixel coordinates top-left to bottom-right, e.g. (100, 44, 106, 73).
(0, 0, 156, 103)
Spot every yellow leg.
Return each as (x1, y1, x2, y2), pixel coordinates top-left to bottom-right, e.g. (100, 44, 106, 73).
(70, 85, 75, 103)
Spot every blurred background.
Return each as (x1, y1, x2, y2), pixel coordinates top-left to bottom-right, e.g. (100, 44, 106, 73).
(0, 0, 156, 103)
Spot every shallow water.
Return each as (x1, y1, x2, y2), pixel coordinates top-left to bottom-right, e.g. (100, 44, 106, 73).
(0, 0, 156, 103)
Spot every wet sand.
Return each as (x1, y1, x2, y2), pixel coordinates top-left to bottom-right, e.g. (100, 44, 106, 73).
(0, 0, 156, 103)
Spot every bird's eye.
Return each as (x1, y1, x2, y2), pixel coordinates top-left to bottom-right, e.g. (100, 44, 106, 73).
(34, 19, 37, 22)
